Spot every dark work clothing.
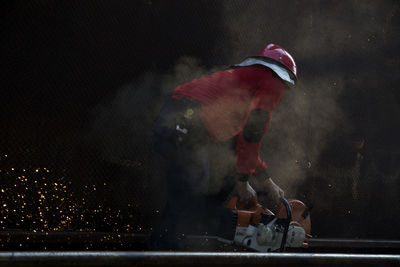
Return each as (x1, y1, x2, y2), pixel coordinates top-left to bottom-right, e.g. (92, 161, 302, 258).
(150, 97, 237, 250)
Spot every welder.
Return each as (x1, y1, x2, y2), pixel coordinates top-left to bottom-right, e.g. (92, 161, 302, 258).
(150, 44, 298, 250)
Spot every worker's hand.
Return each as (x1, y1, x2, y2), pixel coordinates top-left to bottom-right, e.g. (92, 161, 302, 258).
(236, 181, 256, 204)
(262, 178, 284, 207)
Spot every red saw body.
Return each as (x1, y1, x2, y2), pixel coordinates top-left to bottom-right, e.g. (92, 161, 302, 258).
(223, 196, 311, 252)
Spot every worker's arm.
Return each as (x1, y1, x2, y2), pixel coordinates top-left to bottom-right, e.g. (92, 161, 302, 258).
(235, 108, 271, 174)
(236, 109, 284, 205)
(234, 71, 286, 204)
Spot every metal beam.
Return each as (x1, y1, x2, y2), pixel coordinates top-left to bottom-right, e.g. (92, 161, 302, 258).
(0, 252, 398, 266)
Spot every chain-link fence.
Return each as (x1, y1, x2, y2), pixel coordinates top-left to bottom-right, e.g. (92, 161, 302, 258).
(1, 0, 400, 250)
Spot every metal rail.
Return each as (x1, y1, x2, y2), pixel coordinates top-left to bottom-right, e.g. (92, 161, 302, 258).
(0, 251, 398, 266)
(309, 238, 400, 248)
(186, 234, 400, 248)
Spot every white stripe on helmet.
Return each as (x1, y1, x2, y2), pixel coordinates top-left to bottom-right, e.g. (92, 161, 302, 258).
(234, 58, 295, 85)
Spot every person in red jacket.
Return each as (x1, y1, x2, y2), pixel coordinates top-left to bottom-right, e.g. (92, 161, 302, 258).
(150, 44, 298, 250)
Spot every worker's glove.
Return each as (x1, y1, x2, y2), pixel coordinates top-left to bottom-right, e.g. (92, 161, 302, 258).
(236, 181, 256, 204)
(259, 178, 284, 210)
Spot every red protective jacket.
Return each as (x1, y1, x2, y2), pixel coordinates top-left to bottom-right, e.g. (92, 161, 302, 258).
(173, 66, 285, 174)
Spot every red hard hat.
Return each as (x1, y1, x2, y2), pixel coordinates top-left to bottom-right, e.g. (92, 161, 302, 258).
(257, 44, 297, 82)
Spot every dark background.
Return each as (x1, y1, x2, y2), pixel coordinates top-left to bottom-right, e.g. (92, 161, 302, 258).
(1, 0, 399, 246)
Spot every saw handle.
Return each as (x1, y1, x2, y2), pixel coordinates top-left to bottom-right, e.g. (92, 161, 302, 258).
(226, 195, 261, 211)
(226, 195, 274, 227)
(279, 197, 292, 252)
